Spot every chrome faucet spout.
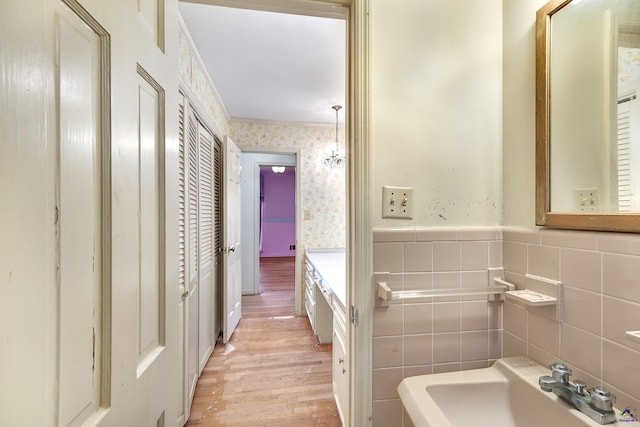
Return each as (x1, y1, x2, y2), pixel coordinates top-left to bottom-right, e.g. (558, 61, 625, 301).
(538, 363, 617, 425)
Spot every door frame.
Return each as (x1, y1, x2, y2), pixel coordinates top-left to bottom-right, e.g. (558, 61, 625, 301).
(178, 2, 372, 425)
(242, 148, 302, 313)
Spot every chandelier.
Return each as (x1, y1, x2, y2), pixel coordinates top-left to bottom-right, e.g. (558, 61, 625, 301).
(324, 105, 345, 169)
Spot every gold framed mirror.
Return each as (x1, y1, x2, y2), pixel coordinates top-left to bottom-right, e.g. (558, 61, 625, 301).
(536, 0, 640, 232)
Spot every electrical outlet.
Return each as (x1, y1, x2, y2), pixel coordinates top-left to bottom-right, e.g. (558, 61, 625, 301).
(573, 188, 598, 212)
(382, 186, 414, 219)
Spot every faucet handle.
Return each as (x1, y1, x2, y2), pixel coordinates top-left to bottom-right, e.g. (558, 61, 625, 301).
(589, 386, 616, 412)
(549, 362, 572, 384)
(574, 380, 587, 395)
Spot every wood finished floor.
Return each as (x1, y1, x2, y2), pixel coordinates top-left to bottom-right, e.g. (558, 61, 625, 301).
(186, 257, 341, 427)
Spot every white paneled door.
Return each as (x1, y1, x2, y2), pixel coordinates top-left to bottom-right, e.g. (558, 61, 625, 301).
(223, 136, 242, 343)
(0, 0, 180, 425)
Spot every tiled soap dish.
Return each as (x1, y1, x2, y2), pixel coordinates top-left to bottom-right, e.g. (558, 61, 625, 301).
(625, 331, 640, 345)
(505, 289, 557, 306)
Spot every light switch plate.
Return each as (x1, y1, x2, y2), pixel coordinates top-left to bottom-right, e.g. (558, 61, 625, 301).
(382, 186, 414, 219)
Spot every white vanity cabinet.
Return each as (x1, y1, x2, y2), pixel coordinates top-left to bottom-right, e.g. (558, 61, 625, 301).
(332, 293, 348, 423)
(304, 256, 332, 343)
(304, 249, 347, 424)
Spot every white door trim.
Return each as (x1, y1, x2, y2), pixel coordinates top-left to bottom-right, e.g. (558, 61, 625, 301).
(348, 1, 373, 425)
(242, 147, 303, 315)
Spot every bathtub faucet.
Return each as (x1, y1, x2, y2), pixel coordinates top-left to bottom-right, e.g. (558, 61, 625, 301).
(539, 362, 616, 425)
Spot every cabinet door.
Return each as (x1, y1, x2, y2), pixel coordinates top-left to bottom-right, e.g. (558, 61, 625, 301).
(332, 323, 348, 423)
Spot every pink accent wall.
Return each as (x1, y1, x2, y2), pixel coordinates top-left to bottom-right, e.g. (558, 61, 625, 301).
(261, 168, 295, 257)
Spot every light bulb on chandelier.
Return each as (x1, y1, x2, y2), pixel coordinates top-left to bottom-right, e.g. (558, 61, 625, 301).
(325, 105, 345, 169)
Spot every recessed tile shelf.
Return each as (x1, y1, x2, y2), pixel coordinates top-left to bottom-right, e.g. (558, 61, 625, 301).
(625, 330, 640, 345)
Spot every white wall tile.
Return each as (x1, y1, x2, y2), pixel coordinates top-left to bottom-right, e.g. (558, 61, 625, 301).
(372, 368, 403, 400)
(489, 241, 503, 268)
(403, 272, 434, 304)
(503, 331, 526, 357)
(373, 228, 417, 242)
(374, 305, 403, 337)
(461, 330, 489, 361)
(527, 312, 559, 356)
(598, 232, 640, 256)
(603, 297, 640, 352)
(373, 336, 403, 369)
(541, 229, 597, 250)
(372, 400, 404, 427)
(404, 303, 433, 335)
(455, 226, 501, 241)
(489, 330, 502, 359)
(527, 244, 560, 281)
(433, 302, 460, 333)
(404, 242, 433, 272)
(603, 341, 640, 400)
(563, 286, 602, 335)
(462, 241, 489, 270)
(560, 249, 602, 293)
(404, 334, 433, 366)
(433, 333, 461, 363)
(461, 301, 489, 331)
(433, 242, 461, 271)
(416, 227, 458, 242)
(503, 241, 527, 274)
(433, 362, 461, 373)
(374, 242, 404, 273)
(503, 301, 526, 339)
(603, 254, 640, 304)
(560, 324, 601, 379)
(503, 226, 540, 244)
(404, 365, 433, 377)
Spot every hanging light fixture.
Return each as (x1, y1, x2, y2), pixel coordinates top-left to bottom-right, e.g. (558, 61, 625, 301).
(271, 166, 285, 173)
(324, 105, 345, 168)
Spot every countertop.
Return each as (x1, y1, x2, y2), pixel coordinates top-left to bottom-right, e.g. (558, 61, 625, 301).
(305, 249, 346, 308)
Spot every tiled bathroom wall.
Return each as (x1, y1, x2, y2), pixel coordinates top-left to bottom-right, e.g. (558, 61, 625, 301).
(372, 226, 503, 427)
(503, 227, 640, 414)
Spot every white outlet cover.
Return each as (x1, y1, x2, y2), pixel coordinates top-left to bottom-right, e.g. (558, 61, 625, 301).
(382, 186, 414, 219)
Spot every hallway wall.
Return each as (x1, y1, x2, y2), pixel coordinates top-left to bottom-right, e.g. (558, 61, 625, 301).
(231, 121, 346, 250)
(178, 18, 230, 137)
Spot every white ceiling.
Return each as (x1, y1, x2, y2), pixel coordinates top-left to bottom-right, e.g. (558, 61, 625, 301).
(178, 2, 347, 124)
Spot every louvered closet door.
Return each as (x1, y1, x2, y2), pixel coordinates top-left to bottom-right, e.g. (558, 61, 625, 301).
(186, 111, 200, 400)
(213, 139, 223, 332)
(198, 124, 215, 372)
(177, 96, 190, 424)
(618, 96, 640, 211)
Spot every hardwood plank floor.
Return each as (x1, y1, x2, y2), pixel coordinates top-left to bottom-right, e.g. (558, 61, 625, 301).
(186, 257, 341, 426)
(259, 256, 295, 292)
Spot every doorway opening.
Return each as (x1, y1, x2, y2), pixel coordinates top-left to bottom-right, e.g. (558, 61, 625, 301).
(258, 165, 296, 293)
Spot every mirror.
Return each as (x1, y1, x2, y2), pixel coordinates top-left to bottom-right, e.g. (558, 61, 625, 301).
(536, 0, 640, 231)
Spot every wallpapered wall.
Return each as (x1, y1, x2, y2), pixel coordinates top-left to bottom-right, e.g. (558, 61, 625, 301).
(178, 19, 346, 250)
(178, 21, 230, 138)
(231, 122, 346, 249)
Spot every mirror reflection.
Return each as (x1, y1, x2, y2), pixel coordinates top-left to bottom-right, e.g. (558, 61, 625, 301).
(550, 0, 640, 213)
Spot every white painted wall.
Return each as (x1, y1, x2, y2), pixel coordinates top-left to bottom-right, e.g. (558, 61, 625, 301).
(371, 0, 503, 227)
(502, 0, 555, 227)
(240, 152, 296, 294)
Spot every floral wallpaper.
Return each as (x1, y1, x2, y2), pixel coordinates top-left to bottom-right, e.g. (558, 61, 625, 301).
(178, 23, 230, 137)
(231, 122, 347, 249)
(618, 47, 640, 87)
(178, 18, 346, 250)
